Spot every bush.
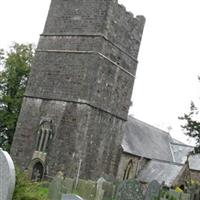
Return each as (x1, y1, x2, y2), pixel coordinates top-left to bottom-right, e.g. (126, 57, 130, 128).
(13, 168, 49, 200)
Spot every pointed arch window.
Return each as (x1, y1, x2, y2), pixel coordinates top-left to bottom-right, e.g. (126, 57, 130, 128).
(36, 118, 53, 153)
(123, 159, 133, 180)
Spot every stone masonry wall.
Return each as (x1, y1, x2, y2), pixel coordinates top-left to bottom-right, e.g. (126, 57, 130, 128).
(117, 153, 149, 180)
(25, 51, 135, 119)
(11, 0, 145, 180)
(190, 170, 200, 183)
(11, 98, 123, 179)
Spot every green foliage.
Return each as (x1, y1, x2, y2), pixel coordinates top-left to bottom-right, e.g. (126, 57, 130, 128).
(191, 179, 200, 186)
(160, 190, 178, 200)
(13, 167, 49, 200)
(179, 77, 200, 153)
(0, 43, 34, 151)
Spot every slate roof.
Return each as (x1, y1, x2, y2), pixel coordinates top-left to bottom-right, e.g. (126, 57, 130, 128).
(121, 117, 174, 161)
(170, 143, 193, 164)
(137, 160, 183, 187)
(189, 154, 200, 171)
(121, 116, 200, 181)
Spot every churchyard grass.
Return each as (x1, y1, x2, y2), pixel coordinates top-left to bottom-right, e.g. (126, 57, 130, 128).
(13, 167, 49, 200)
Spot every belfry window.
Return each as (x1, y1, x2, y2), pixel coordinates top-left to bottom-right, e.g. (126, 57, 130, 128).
(36, 119, 53, 153)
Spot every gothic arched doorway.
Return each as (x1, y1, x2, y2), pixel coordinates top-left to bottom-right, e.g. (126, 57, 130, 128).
(31, 161, 44, 182)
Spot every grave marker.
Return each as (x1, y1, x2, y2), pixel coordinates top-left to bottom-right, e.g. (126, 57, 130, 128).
(145, 180, 160, 200)
(116, 179, 144, 200)
(49, 173, 64, 200)
(95, 177, 114, 200)
(0, 148, 16, 200)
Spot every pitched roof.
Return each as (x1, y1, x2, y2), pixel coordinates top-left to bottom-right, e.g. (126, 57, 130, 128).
(170, 142, 193, 164)
(189, 154, 200, 171)
(137, 159, 184, 187)
(121, 116, 200, 171)
(121, 117, 174, 161)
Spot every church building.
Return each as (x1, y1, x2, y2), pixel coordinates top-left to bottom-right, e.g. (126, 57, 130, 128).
(11, 0, 200, 185)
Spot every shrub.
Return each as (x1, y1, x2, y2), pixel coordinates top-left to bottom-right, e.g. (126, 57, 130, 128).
(13, 168, 49, 200)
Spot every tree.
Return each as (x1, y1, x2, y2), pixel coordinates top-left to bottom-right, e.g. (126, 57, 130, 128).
(0, 43, 35, 151)
(179, 77, 200, 153)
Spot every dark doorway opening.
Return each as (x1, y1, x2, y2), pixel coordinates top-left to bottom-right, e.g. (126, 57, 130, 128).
(31, 162, 44, 182)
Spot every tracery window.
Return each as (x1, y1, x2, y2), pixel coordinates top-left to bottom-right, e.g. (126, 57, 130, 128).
(36, 118, 53, 153)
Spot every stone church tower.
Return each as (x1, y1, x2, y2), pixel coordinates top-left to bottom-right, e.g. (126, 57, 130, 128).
(11, 0, 145, 180)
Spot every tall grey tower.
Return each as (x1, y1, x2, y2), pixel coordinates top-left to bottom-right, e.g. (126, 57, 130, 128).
(11, 0, 145, 180)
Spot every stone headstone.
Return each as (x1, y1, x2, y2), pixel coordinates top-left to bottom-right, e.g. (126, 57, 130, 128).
(181, 193, 190, 200)
(75, 179, 96, 200)
(95, 177, 106, 200)
(95, 177, 114, 200)
(61, 194, 84, 200)
(62, 177, 74, 194)
(145, 180, 160, 200)
(190, 189, 200, 200)
(0, 148, 16, 200)
(102, 179, 114, 200)
(116, 179, 144, 200)
(49, 174, 64, 200)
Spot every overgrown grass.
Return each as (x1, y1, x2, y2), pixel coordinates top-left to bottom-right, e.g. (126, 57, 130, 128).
(13, 168, 49, 200)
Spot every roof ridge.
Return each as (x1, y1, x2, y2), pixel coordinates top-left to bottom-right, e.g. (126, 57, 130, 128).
(151, 158, 185, 167)
(128, 116, 170, 136)
(170, 142, 194, 148)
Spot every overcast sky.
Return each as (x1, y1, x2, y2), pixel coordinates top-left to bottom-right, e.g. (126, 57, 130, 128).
(0, 0, 199, 144)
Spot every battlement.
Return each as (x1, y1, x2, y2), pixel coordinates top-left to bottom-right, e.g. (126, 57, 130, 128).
(43, 0, 145, 58)
(106, 3, 145, 57)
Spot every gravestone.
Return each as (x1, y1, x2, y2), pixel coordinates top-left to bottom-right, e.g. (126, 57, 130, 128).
(189, 185, 200, 200)
(95, 177, 114, 200)
(95, 177, 105, 200)
(75, 179, 96, 200)
(116, 179, 144, 200)
(49, 172, 64, 200)
(181, 193, 190, 200)
(61, 194, 84, 200)
(62, 177, 74, 194)
(0, 148, 16, 200)
(145, 180, 160, 200)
